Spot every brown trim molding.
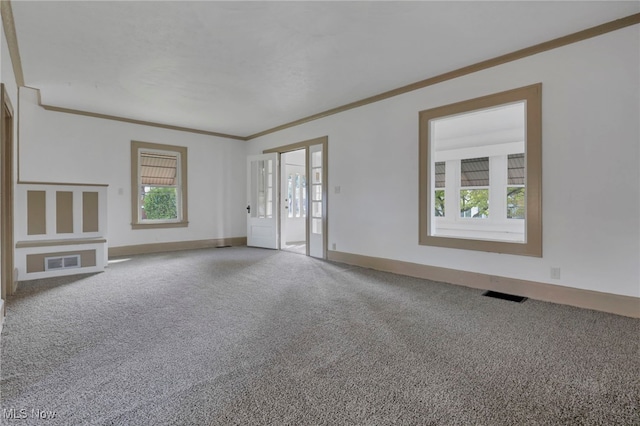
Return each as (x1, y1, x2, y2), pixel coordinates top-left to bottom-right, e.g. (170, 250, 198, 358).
(131, 140, 189, 230)
(108, 237, 247, 258)
(0, 0, 25, 87)
(3, 6, 638, 142)
(246, 13, 640, 140)
(40, 101, 247, 141)
(131, 222, 188, 230)
(1, 83, 15, 303)
(327, 250, 640, 319)
(263, 136, 328, 154)
(419, 83, 542, 257)
(27, 86, 246, 140)
(264, 136, 329, 259)
(16, 237, 107, 249)
(17, 180, 109, 187)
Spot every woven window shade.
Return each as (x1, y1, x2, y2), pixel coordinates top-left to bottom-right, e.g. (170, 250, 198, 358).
(140, 152, 177, 186)
(461, 157, 489, 187)
(508, 153, 525, 185)
(435, 162, 446, 188)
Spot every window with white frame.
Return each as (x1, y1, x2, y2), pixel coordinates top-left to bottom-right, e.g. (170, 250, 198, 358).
(433, 151, 525, 241)
(459, 157, 490, 219)
(287, 172, 307, 218)
(131, 141, 188, 229)
(507, 153, 525, 219)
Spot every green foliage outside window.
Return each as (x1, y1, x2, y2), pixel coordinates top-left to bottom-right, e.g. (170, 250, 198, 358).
(507, 187, 525, 219)
(142, 187, 177, 220)
(460, 189, 489, 218)
(434, 190, 445, 217)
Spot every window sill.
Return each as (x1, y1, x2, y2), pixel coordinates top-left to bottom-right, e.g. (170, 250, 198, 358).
(433, 229, 525, 243)
(132, 221, 189, 230)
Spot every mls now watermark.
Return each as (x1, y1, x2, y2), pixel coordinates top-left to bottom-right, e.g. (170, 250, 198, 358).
(3, 408, 57, 420)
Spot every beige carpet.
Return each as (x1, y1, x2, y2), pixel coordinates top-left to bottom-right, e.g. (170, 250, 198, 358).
(1, 247, 638, 425)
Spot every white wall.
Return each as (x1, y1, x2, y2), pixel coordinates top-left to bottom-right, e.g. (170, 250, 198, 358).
(247, 26, 640, 298)
(19, 87, 247, 248)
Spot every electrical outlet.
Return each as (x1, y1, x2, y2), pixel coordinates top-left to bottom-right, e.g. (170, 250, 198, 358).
(550, 267, 561, 279)
(332, 243, 336, 250)
(335, 186, 341, 194)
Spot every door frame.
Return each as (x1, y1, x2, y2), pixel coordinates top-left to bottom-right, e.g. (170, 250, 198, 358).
(1, 84, 15, 307)
(264, 136, 328, 259)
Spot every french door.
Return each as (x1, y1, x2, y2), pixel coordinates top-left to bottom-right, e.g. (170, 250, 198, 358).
(246, 153, 278, 249)
(248, 137, 327, 258)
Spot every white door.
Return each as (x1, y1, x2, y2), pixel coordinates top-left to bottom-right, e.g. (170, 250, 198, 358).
(247, 153, 278, 249)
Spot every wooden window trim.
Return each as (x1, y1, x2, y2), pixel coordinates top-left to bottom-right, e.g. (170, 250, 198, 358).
(419, 83, 542, 257)
(131, 141, 188, 229)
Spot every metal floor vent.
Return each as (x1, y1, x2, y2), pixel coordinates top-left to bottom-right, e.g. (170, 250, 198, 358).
(45, 255, 81, 271)
(482, 290, 527, 303)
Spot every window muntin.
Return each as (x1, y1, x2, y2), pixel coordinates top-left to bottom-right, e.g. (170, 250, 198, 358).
(131, 141, 188, 229)
(419, 84, 542, 257)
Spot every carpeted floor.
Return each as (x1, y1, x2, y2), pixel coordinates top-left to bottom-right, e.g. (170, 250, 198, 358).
(281, 241, 306, 255)
(1, 247, 638, 425)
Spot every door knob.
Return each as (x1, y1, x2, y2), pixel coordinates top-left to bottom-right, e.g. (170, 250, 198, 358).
(246, 205, 251, 214)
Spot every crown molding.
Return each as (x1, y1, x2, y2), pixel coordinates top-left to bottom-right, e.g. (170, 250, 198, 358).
(40, 100, 248, 141)
(245, 12, 640, 140)
(4, 3, 639, 142)
(24, 86, 247, 140)
(3, 0, 246, 140)
(1, 0, 25, 87)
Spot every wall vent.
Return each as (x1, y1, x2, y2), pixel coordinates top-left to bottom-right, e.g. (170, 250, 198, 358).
(45, 255, 81, 271)
(482, 290, 527, 303)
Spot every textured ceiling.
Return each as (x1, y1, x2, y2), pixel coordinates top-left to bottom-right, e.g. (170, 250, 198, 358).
(10, 1, 640, 138)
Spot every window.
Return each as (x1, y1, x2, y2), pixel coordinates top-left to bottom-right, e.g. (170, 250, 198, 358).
(419, 84, 542, 256)
(460, 157, 489, 218)
(310, 150, 323, 234)
(131, 141, 188, 229)
(434, 161, 445, 217)
(287, 172, 307, 218)
(251, 158, 273, 219)
(507, 153, 525, 219)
